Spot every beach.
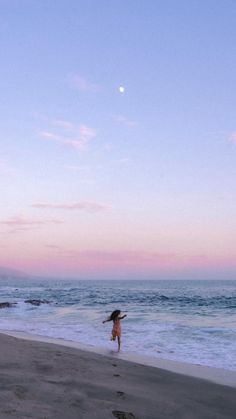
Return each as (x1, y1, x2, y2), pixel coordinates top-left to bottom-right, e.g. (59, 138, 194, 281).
(1, 279, 235, 373)
(0, 332, 236, 419)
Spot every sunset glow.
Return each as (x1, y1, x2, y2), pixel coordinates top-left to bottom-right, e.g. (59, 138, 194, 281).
(1, 1, 236, 279)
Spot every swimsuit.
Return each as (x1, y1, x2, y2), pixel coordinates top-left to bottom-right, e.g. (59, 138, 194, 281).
(112, 318, 121, 338)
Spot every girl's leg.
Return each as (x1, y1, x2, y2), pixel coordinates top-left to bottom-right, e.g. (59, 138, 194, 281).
(117, 336, 121, 352)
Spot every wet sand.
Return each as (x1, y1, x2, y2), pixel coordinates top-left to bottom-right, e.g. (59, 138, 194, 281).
(0, 332, 235, 419)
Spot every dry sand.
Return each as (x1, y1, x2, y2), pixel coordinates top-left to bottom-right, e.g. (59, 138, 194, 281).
(0, 332, 235, 419)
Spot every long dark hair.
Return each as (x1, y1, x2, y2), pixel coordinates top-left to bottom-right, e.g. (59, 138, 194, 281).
(107, 310, 121, 322)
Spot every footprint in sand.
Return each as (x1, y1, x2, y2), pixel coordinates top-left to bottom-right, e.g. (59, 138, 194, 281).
(14, 385, 28, 400)
(112, 411, 136, 419)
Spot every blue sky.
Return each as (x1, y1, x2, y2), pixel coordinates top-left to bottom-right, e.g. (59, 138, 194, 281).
(0, 0, 236, 279)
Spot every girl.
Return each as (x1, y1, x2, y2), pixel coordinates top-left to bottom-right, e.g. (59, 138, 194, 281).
(103, 310, 127, 352)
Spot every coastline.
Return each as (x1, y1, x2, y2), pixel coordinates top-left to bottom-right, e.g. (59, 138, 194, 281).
(0, 332, 236, 419)
(2, 330, 236, 388)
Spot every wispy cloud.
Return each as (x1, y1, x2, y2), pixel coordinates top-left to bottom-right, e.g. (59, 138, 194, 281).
(112, 114, 138, 127)
(32, 201, 112, 213)
(63, 133, 93, 150)
(45, 244, 61, 249)
(69, 74, 101, 92)
(0, 216, 64, 232)
(229, 132, 236, 143)
(40, 131, 60, 141)
(39, 120, 96, 150)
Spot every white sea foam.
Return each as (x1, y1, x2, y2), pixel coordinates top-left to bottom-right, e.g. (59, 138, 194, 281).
(0, 279, 235, 371)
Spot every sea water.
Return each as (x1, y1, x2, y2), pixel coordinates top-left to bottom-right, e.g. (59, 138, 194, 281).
(0, 279, 235, 371)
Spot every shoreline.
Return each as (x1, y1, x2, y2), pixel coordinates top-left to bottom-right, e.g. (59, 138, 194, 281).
(0, 331, 236, 418)
(2, 329, 236, 388)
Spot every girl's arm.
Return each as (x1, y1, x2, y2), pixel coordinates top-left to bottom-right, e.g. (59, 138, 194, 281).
(102, 317, 110, 324)
(118, 314, 127, 320)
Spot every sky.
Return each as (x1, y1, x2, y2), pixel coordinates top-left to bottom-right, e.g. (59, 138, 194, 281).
(0, 0, 236, 280)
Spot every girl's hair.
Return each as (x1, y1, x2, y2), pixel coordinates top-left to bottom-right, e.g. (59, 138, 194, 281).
(107, 309, 121, 321)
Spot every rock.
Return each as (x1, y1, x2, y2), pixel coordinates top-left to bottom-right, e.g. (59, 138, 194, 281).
(112, 411, 136, 419)
(24, 299, 50, 306)
(0, 302, 17, 309)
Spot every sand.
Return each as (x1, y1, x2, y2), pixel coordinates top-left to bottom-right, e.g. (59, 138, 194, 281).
(0, 332, 235, 419)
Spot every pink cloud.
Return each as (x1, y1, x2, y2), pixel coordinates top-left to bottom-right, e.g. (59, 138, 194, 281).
(2, 249, 236, 280)
(32, 201, 111, 212)
(229, 132, 236, 143)
(45, 244, 61, 249)
(40, 131, 60, 141)
(39, 122, 96, 150)
(31, 249, 177, 279)
(79, 124, 96, 141)
(0, 216, 64, 232)
(70, 74, 101, 92)
(45, 250, 230, 278)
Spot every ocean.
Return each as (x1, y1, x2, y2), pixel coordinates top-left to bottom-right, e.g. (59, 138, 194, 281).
(0, 278, 235, 371)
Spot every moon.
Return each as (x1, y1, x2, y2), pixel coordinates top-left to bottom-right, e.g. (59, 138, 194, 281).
(119, 86, 125, 93)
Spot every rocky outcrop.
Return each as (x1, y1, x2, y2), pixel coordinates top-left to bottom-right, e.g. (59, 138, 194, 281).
(24, 299, 50, 306)
(0, 302, 17, 309)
